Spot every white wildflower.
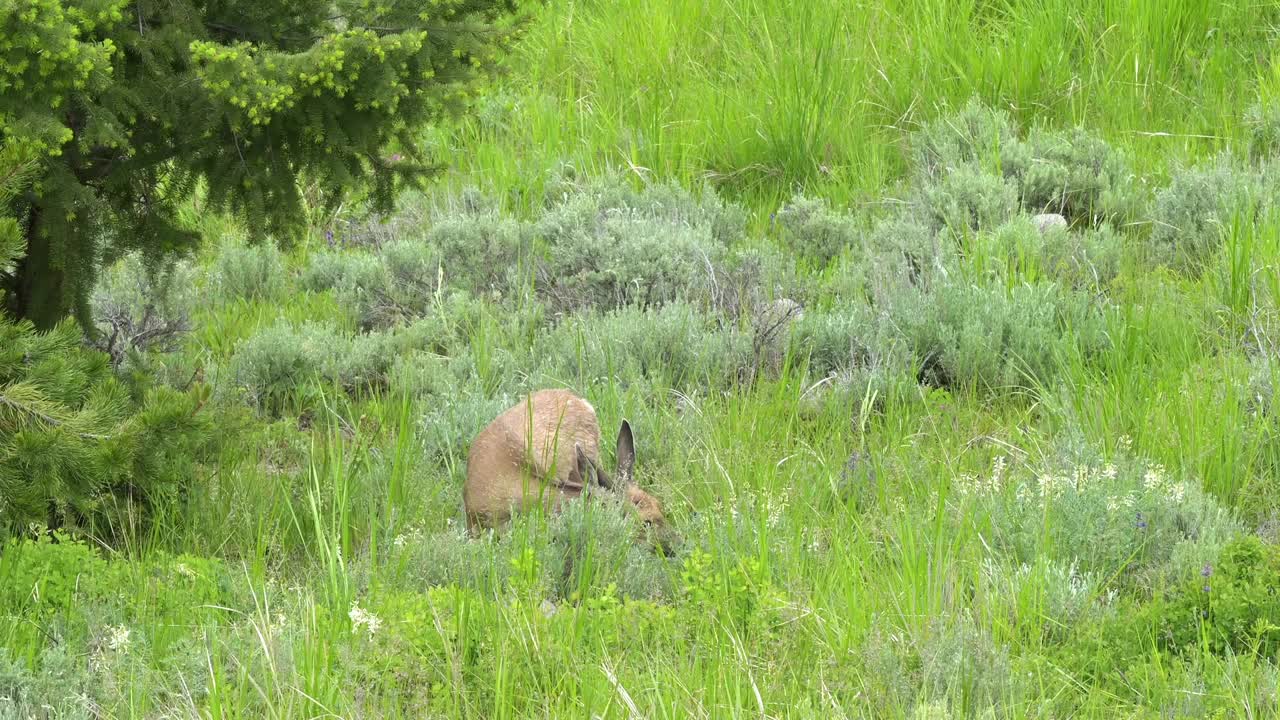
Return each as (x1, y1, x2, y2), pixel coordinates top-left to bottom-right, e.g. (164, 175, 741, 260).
(1106, 496, 1120, 512)
(1143, 465, 1165, 492)
(175, 562, 196, 578)
(348, 602, 382, 638)
(991, 455, 1007, 490)
(1101, 463, 1118, 481)
(106, 625, 131, 652)
(1073, 465, 1089, 490)
(1169, 481, 1186, 505)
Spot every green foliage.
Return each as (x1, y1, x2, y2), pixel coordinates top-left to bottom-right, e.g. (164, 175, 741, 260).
(916, 163, 1021, 234)
(535, 302, 753, 392)
(90, 252, 197, 367)
(1149, 156, 1269, 273)
(970, 443, 1241, 590)
(1153, 536, 1280, 657)
(774, 194, 860, 266)
(227, 320, 413, 413)
(0, 317, 216, 534)
(858, 615, 1020, 716)
(913, 98, 1139, 229)
(1246, 101, 1280, 163)
(897, 279, 1106, 391)
(0, 0, 526, 329)
(535, 175, 746, 312)
(210, 236, 285, 303)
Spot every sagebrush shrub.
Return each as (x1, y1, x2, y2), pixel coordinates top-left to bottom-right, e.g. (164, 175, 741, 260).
(1019, 126, 1140, 224)
(915, 163, 1021, 234)
(913, 98, 1021, 180)
(1247, 102, 1280, 163)
(533, 302, 753, 391)
(774, 194, 860, 266)
(228, 321, 418, 412)
(893, 279, 1106, 391)
(914, 98, 1138, 228)
(534, 175, 745, 313)
(1149, 156, 1261, 273)
(859, 614, 1020, 716)
(964, 443, 1241, 591)
(90, 253, 197, 367)
(209, 236, 285, 303)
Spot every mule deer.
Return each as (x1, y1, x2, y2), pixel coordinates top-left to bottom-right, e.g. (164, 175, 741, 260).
(464, 389, 676, 552)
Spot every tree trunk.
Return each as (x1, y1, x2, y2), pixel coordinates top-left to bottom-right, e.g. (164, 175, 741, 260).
(11, 204, 69, 331)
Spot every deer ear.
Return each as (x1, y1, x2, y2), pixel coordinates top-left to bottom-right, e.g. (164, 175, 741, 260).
(616, 420, 635, 485)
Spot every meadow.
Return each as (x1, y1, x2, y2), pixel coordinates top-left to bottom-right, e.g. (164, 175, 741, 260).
(4, 0, 1280, 717)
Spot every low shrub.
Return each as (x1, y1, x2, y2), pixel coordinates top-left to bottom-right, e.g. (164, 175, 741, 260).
(774, 194, 860, 266)
(533, 302, 753, 392)
(965, 442, 1241, 592)
(0, 319, 216, 535)
(534, 175, 747, 313)
(913, 98, 1139, 228)
(209, 236, 285, 303)
(90, 253, 197, 368)
(1148, 155, 1271, 273)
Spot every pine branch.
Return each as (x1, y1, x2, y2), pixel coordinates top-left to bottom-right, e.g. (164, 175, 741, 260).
(0, 386, 111, 441)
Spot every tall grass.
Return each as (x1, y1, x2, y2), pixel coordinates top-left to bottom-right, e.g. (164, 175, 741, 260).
(438, 0, 1275, 214)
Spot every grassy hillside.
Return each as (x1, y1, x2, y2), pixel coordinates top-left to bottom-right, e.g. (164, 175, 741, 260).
(4, 1, 1280, 718)
(435, 0, 1277, 213)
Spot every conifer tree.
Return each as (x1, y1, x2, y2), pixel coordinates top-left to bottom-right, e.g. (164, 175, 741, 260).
(0, 0, 524, 329)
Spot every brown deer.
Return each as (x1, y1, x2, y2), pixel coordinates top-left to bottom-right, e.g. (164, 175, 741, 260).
(463, 389, 676, 552)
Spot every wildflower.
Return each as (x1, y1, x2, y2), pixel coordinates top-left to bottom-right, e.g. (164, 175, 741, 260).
(1143, 465, 1165, 492)
(1101, 464, 1118, 481)
(106, 625, 131, 652)
(1201, 563, 1213, 578)
(991, 455, 1007, 488)
(349, 601, 383, 638)
(175, 562, 196, 578)
(1106, 496, 1120, 512)
(1169, 482, 1186, 505)
(1135, 511, 1148, 530)
(1118, 434, 1133, 451)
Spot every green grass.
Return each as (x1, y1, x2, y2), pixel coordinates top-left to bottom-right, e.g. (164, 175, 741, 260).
(5, 1, 1280, 718)
(435, 0, 1277, 216)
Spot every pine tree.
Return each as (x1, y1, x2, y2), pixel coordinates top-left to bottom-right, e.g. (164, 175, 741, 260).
(0, 0, 526, 329)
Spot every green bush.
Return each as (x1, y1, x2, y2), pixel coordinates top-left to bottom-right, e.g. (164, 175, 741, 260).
(209, 236, 285, 303)
(858, 614, 1020, 716)
(0, 318, 216, 535)
(1149, 156, 1261, 273)
(968, 443, 1241, 591)
(895, 279, 1107, 391)
(978, 217, 1125, 293)
(915, 163, 1021, 234)
(1151, 535, 1280, 657)
(534, 176, 745, 312)
(1246, 102, 1280, 163)
(1019, 126, 1140, 225)
(534, 302, 753, 392)
(90, 253, 197, 368)
(913, 98, 1138, 228)
(774, 194, 860, 266)
(227, 321, 433, 413)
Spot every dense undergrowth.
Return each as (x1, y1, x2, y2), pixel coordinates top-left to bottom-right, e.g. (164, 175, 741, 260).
(4, 1, 1280, 717)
